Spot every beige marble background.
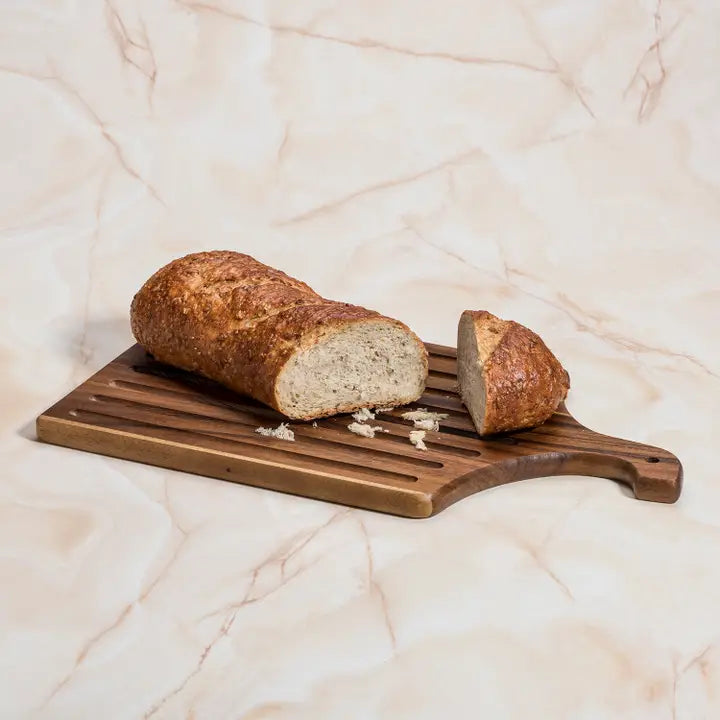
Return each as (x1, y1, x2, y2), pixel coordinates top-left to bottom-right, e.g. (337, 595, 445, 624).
(2, 0, 720, 718)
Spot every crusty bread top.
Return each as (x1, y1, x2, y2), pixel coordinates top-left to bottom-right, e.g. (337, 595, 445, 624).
(464, 310, 570, 434)
(130, 251, 427, 413)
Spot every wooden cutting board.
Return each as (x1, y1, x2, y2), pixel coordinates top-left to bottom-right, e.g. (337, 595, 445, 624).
(36, 343, 682, 518)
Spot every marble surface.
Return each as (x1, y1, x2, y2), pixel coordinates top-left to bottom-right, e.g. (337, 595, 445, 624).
(2, 0, 720, 717)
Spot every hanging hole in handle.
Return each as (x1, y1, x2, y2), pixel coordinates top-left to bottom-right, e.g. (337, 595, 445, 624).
(646, 456, 660, 464)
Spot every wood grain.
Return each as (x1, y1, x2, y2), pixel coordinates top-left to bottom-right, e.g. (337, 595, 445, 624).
(36, 343, 683, 518)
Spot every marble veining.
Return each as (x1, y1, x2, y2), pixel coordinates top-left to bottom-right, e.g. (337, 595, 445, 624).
(1, 0, 719, 717)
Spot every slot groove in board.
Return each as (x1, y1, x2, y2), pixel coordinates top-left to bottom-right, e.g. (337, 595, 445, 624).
(126, 372, 271, 411)
(420, 387, 464, 402)
(425, 344, 457, 358)
(428, 370, 457, 381)
(107, 380, 279, 419)
(374, 411, 476, 435)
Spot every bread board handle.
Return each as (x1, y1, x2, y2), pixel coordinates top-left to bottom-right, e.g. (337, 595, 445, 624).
(545, 436, 683, 503)
(519, 428, 682, 502)
(441, 429, 683, 511)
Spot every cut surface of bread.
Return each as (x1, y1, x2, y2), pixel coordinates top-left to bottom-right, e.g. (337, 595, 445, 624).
(457, 310, 570, 436)
(276, 320, 426, 419)
(130, 251, 428, 420)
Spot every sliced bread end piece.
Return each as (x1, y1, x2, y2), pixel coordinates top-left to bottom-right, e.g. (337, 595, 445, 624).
(457, 310, 570, 436)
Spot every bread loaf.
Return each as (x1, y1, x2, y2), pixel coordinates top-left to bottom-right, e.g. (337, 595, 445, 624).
(457, 310, 570, 435)
(130, 251, 428, 420)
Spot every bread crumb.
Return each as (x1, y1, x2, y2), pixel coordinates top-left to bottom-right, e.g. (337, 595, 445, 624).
(312, 421, 318, 428)
(413, 418, 439, 432)
(352, 408, 375, 422)
(375, 406, 395, 414)
(255, 423, 295, 441)
(348, 422, 385, 439)
(409, 430, 427, 451)
(401, 408, 449, 425)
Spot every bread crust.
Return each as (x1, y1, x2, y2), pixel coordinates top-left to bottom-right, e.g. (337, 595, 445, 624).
(460, 310, 570, 435)
(130, 251, 428, 419)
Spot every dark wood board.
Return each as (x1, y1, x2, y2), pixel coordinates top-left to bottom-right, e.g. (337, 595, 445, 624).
(36, 343, 682, 518)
